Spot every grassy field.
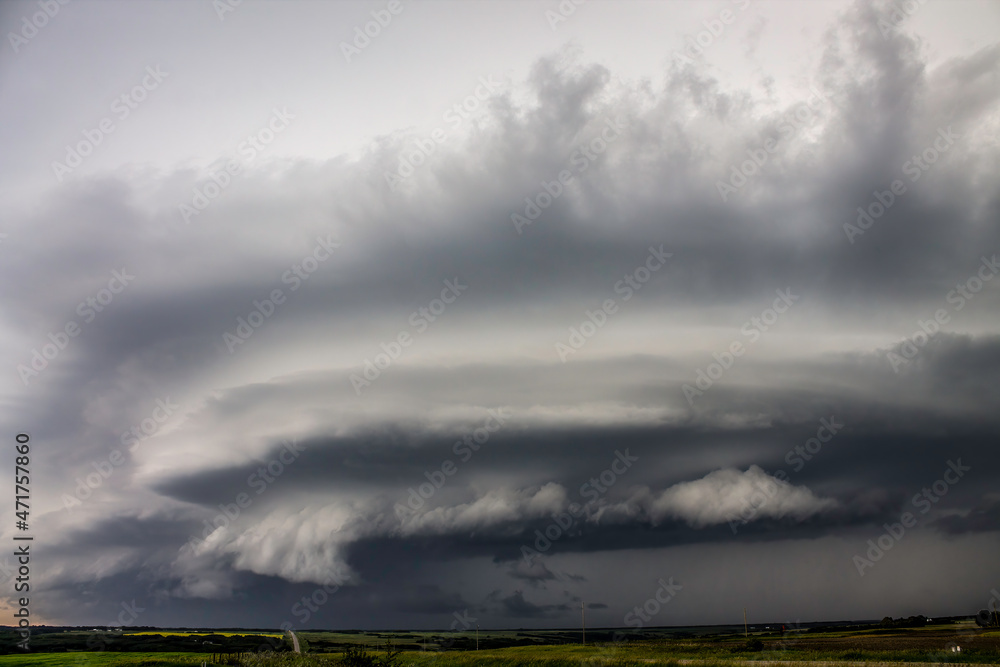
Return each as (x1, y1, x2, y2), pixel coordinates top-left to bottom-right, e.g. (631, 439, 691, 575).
(0, 652, 211, 665)
(0, 628, 290, 655)
(0, 621, 996, 665)
(124, 631, 283, 638)
(292, 621, 1000, 663)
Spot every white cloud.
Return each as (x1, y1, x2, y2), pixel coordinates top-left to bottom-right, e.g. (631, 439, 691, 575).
(607, 465, 837, 527)
(400, 483, 567, 536)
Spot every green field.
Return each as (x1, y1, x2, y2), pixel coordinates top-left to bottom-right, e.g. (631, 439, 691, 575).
(0, 653, 211, 665)
(125, 632, 282, 638)
(0, 620, 997, 666)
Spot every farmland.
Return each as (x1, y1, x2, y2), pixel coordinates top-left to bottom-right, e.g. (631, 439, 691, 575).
(125, 632, 282, 638)
(0, 619, 997, 665)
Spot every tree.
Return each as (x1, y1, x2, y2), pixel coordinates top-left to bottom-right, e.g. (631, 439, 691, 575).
(340, 639, 402, 667)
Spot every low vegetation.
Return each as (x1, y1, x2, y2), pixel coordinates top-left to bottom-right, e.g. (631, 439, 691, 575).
(1, 618, 998, 665)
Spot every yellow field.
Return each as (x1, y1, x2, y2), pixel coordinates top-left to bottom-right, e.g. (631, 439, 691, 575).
(123, 631, 283, 638)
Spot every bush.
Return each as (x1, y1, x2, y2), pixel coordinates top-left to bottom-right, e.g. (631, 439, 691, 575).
(341, 645, 375, 667)
(237, 652, 341, 666)
(341, 639, 402, 667)
(729, 638, 763, 653)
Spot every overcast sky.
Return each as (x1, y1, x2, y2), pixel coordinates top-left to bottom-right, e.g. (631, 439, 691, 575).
(1, 0, 999, 632)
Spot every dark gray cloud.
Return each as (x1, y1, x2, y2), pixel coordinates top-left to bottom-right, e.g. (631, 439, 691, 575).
(1, 0, 998, 630)
(490, 590, 570, 619)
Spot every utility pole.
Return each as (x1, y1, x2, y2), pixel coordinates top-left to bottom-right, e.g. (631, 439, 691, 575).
(582, 601, 586, 646)
(744, 607, 748, 638)
(476, 624, 479, 650)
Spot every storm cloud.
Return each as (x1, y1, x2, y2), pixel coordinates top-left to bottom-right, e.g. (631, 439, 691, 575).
(0, 0, 998, 630)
